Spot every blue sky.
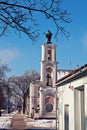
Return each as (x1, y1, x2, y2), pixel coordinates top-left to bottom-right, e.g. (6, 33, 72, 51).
(0, 0, 87, 77)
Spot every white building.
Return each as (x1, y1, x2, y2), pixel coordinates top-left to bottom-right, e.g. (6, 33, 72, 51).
(56, 64, 87, 130)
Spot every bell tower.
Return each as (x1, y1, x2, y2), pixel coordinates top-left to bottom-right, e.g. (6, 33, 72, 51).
(40, 30, 58, 118)
(40, 30, 57, 87)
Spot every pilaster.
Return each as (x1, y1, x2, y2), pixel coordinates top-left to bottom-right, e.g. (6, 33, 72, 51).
(39, 87, 44, 116)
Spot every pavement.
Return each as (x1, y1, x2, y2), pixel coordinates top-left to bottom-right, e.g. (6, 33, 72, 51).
(11, 112, 56, 130)
(12, 112, 28, 130)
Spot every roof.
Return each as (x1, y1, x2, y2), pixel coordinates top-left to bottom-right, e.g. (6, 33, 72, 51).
(56, 64, 87, 85)
(57, 69, 72, 72)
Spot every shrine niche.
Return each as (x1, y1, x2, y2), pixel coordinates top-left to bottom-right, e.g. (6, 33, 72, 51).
(46, 67, 53, 86)
(47, 50, 52, 61)
(45, 96, 54, 112)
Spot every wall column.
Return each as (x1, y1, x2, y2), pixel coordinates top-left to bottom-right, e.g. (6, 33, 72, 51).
(39, 87, 44, 117)
(42, 45, 46, 61)
(40, 62, 45, 82)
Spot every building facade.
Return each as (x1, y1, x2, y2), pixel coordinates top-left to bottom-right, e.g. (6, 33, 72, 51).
(56, 64, 87, 130)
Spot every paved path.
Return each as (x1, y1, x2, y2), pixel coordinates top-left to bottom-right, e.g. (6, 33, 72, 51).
(12, 113, 28, 130)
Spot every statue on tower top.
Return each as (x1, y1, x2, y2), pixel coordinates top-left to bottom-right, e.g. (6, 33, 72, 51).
(45, 30, 52, 44)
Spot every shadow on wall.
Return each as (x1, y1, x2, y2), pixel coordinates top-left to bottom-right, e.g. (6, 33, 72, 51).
(84, 117, 87, 130)
(64, 105, 69, 130)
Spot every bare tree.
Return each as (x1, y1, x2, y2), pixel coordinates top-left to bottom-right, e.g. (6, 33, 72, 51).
(0, 84, 4, 116)
(0, 61, 10, 115)
(0, 79, 13, 114)
(9, 70, 40, 114)
(0, 60, 10, 79)
(0, 0, 71, 41)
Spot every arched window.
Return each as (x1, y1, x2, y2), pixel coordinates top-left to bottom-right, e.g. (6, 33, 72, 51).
(47, 50, 51, 60)
(46, 67, 53, 86)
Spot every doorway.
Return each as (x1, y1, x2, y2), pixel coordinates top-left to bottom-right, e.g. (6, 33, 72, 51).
(74, 86, 84, 130)
(64, 105, 69, 130)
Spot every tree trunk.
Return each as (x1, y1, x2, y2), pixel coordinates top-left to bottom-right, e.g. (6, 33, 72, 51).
(23, 98, 26, 114)
(0, 108, 2, 116)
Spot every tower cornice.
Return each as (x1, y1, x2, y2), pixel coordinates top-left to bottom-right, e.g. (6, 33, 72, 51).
(42, 44, 57, 47)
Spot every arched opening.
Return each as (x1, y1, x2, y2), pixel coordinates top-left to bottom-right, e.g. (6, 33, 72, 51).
(47, 50, 52, 61)
(46, 67, 53, 86)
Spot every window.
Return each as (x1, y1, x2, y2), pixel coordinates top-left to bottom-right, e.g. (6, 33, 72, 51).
(47, 50, 51, 60)
(46, 67, 53, 86)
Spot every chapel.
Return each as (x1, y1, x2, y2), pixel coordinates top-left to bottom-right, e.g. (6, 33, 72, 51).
(29, 30, 57, 119)
(29, 30, 70, 119)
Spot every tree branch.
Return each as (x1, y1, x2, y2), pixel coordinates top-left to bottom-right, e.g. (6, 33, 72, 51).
(0, 0, 71, 40)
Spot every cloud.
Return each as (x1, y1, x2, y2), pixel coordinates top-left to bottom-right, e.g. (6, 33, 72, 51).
(0, 48, 19, 63)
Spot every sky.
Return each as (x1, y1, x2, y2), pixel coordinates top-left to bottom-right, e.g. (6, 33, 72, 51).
(0, 0, 87, 77)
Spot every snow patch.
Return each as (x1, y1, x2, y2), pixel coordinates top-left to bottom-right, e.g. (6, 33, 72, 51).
(25, 118, 56, 128)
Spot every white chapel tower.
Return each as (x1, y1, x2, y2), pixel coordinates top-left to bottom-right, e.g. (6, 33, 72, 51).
(39, 30, 57, 118)
(41, 30, 57, 87)
(29, 30, 57, 119)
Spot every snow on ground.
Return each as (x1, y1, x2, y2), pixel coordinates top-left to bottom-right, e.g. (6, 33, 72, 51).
(0, 111, 56, 129)
(25, 117, 56, 128)
(0, 116, 12, 129)
(0, 111, 17, 129)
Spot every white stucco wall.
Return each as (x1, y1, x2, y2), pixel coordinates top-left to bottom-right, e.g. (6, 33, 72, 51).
(58, 83, 74, 130)
(57, 76, 87, 130)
